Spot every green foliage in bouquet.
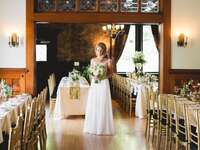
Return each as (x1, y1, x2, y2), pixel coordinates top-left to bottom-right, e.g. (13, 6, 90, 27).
(81, 65, 92, 83)
(132, 51, 146, 64)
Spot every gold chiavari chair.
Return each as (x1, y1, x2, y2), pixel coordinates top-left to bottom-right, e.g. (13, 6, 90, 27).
(146, 88, 159, 142)
(185, 105, 200, 150)
(37, 88, 48, 150)
(127, 79, 136, 116)
(174, 98, 190, 150)
(8, 116, 23, 150)
(22, 98, 37, 150)
(21, 105, 31, 150)
(157, 94, 169, 150)
(121, 77, 127, 111)
(48, 73, 56, 115)
(167, 94, 178, 150)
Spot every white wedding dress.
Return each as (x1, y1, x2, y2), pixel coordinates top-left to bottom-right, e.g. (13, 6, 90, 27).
(84, 59, 114, 135)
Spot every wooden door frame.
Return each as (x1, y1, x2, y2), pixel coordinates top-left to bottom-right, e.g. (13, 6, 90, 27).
(26, 0, 171, 95)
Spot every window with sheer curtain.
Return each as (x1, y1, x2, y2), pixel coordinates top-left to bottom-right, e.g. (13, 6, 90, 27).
(116, 24, 159, 73)
(143, 25, 159, 72)
(117, 25, 135, 73)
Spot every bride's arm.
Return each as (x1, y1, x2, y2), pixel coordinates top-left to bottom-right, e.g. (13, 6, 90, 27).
(107, 59, 113, 78)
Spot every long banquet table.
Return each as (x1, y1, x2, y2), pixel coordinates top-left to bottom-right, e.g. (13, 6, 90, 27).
(0, 94, 31, 144)
(54, 77, 90, 119)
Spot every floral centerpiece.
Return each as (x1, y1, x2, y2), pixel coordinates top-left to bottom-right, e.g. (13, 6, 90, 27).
(89, 64, 106, 83)
(69, 69, 81, 82)
(144, 73, 158, 83)
(128, 72, 158, 85)
(132, 51, 146, 73)
(0, 80, 12, 99)
(174, 80, 200, 100)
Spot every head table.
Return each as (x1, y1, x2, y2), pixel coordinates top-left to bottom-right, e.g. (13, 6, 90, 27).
(0, 94, 31, 144)
(54, 77, 90, 120)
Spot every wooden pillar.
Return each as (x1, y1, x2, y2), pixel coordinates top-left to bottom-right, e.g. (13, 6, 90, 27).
(26, 0, 36, 95)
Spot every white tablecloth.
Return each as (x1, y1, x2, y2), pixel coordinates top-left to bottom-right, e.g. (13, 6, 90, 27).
(54, 77, 90, 119)
(135, 84, 149, 118)
(128, 79, 157, 119)
(0, 94, 31, 144)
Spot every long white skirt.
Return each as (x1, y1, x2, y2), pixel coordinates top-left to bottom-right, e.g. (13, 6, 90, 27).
(84, 79, 115, 135)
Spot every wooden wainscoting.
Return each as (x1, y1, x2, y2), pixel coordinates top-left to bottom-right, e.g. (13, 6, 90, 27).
(169, 69, 200, 93)
(0, 68, 27, 95)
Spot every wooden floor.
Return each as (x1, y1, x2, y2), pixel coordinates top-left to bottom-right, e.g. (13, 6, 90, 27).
(46, 101, 153, 150)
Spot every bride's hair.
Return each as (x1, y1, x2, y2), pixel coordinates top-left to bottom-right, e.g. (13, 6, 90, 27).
(96, 42, 108, 58)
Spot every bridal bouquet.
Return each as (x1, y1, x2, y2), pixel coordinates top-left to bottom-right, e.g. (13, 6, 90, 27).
(69, 69, 81, 81)
(89, 64, 106, 83)
(0, 80, 12, 98)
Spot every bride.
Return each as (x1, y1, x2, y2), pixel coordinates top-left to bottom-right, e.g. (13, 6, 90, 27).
(84, 42, 115, 135)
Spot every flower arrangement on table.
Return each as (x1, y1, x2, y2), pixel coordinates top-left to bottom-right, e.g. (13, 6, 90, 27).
(69, 69, 81, 82)
(0, 80, 12, 99)
(132, 51, 146, 73)
(174, 80, 200, 100)
(89, 64, 106, 84)
(128, 72, 158, 85)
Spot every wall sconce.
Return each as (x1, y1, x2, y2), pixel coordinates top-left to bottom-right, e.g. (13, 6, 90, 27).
(8, 33, 19, 48)
(177, 33, 188, 47)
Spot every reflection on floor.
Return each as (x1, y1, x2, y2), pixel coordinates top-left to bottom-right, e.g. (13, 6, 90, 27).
(46, 101, 152, 150)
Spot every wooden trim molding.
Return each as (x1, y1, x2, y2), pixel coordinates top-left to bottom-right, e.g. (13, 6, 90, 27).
(170, 69, 200, 74)
(159, 0, 171, 93)
(0, 68, 28, 72)
(26, 0, 36, 95)
(33, 12, 164, 23)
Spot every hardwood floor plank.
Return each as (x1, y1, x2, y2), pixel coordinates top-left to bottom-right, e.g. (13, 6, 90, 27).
(46, 101, 152, 150)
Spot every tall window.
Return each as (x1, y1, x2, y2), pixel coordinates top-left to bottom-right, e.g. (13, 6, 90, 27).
(143, 25, 159, 72)
(117, 25, 135, 72)
(117, 24, 159, 73)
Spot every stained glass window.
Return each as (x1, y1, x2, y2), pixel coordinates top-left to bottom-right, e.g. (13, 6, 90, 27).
(80, 0, 97, 11)
(121, 0, 138, 12)
(57, 0, 76, 11)
(37, 0, 56, 12)
(141, 0, 159, 13)
(100, 0, 118, 12)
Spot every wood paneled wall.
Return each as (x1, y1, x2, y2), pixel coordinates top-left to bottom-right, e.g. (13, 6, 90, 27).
(0, 69, 27, 95)
(169, 69, 200, 93)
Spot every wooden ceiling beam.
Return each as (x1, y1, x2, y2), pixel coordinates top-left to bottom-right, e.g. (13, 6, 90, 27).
(33, 12, 163, 23)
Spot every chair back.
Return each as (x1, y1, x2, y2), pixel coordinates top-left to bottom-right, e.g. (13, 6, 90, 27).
(186, 105, 200, 149)
(8, 116, 23, 150)
(48, 73, 56, 98)
(159, 94, 169, 126)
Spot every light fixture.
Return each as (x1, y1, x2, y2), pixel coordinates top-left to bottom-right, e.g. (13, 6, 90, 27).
(177, 33, 188, 47)
(102, 24, 124, 39)
(8, 33, 19, 48)
(102, 24, 125, 58)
